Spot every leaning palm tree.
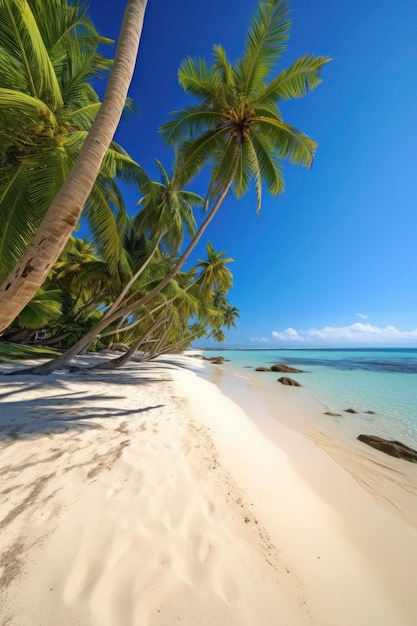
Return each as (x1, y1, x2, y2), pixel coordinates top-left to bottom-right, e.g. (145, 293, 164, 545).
(0, 0, 148, 333)
(112, 0, 329, 315)
(95, 0, 330, 322)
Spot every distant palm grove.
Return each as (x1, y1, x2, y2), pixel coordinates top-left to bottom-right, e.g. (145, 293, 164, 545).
(0, 0, 329, 373)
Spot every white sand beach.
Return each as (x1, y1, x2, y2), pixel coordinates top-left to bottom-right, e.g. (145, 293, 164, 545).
(1, 352, 417, 625)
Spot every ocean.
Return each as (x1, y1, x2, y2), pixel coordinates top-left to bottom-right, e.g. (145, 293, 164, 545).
(202, 348, 417, 449)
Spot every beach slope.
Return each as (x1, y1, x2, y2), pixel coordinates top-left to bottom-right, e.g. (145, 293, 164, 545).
(1, 354, 417, 625)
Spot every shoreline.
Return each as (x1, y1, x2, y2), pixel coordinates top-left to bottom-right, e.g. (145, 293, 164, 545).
(200, 354, 417, 528)
(1, 353, 417, 624)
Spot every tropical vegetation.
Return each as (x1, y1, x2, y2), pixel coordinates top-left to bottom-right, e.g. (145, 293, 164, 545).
(0, 0, 329, 371)
(0, 0, 148, 332)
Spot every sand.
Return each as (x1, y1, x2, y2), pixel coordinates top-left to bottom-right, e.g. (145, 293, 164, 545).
(1, 352, 417, 625)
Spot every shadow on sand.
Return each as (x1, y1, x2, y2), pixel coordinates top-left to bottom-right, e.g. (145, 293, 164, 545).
(0, 362, 170, 441)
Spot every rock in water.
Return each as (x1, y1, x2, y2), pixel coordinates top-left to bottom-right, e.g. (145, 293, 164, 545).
(255, 367, 272, 372)
(345, 408, 359, 414)
(277, 377, 301, 387)
(357, 435, 417, 463)
(271, 363, 303, 373)
(324, 411, 342, 417)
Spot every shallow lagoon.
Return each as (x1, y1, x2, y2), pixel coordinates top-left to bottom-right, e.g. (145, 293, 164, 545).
(204, 348, 417, 447)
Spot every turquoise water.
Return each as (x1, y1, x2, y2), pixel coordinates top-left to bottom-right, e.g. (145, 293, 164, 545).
(204, 349, 417, 446)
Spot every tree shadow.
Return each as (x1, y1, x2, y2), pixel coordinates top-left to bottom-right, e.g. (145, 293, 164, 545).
(0, 365, 170, 441)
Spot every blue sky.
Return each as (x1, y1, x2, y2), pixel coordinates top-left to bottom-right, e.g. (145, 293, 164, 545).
(87, 0, 417, 348)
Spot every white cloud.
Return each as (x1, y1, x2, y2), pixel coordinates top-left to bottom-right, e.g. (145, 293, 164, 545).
(271, 323, 417, 347)
(250, 336, 269, 343)
(271, 328, 305, 342)
(356, 313, 369, 319)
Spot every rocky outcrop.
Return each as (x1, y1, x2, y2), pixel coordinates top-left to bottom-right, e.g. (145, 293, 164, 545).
(277, 377, 301, 386)
(345, 408, 359, 414)
(357, 435, 417, 463)
(324, 411, 342, 417)
(255, 367, 272, 372)
(203, 356, 229, 363)
(271, 363, 303, 373)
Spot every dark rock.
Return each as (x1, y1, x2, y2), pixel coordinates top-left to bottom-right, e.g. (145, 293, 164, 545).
(243, 366, 253, 368)
(365, 410, 376, 414)
(210, 358, 224, 365)
(345, 408, 359, 414)
(277, 377, 301, 387)
(271, 363, 303, 373)
(357, 435, 417, 463)
(324, 412, 342, 417)
(255, 367, 272, 372)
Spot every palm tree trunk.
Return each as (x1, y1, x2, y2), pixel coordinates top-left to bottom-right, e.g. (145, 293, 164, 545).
(148, 327, 205, 360)
(0, 0, 148, 334)
(37, 331, 72, 345)
(104, 233, 163, 316)
(147, 323, 171, 359)
(92, 314, 167, 370)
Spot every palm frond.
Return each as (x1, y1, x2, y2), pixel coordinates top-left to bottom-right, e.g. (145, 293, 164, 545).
(245, 137, 263, 215)
(178, 56, 221, 100)
(237, 0, 291, 94)
(255, 54, 331, 104)
(160, 106, 225, 146)
(17, 288, 63, 329)
(213, 45, 236, 89)
(175, 126, 230, 187)
(233, 139, 253, 199)
(70, 102, 101, 127)
(250, 129, 284, 196)
(254, 116, 316, 167)
(0, 88, 57, 148)
(0, 147, 70, 281)
(209, 135, 241, 200)
(84, 178, 126, 274)
(6, 0, 63, 107)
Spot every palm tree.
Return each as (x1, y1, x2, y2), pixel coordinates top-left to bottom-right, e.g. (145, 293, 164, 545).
(134, 159, 202, 254)
(161, 0, 329, 213)
(194, 242, 233, 299)
(0, 0, 148, 333)
(78, 242, 235, 369)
